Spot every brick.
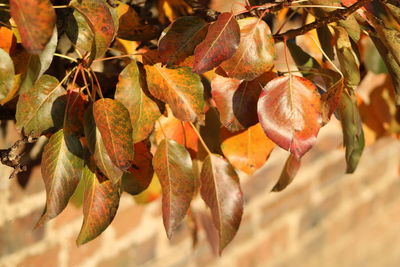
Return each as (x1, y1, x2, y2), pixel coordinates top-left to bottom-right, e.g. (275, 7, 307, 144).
(97, 234, 157, 267)
(298, 191, 341, 237)
(52, 203, 82, 230)
(112, 204, 144, 239)
(242, 162, 281, 203)
(260, 184, 311, 227)
(236, 225, 289, 267)
(0, 209, 45, 256)
(318, 156, 346, 188)
(16, 245, 59, 267)
(67, 235, 103, 267)
(9, 166, 45, 203)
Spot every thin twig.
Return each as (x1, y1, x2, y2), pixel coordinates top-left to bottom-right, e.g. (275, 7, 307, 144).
(273, 0, 372, 42)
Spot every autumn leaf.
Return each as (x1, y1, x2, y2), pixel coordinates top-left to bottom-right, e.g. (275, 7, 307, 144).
(115, 61, 161, 143)
(220, 17, 275, 81)
(16, 74, 66, 137)
(84, 106, 123, 184)
(65, 10, 94, 53)
(76, 165, 120, 245)
(153, 139, 195, 238)
(221, 123, 275, 175)
(338, 90, 365, 173)
(144, 64, 205, 123)
(93, 98, 134, 171)
(36, 129, 84, 227)
(272, 154, 301, 192)
(0, 27, 16, 54)
(212, 72, 276, 132)
(257, 75, 322, 159)
(10, 0, 55, 54)
(117, 3, 159, 41)
(122, 141, 154, 195)
(193, 12, 240, 74)
(70, 0, 116, 60)
(0, 48, 15, 103)
(158, 16, 209, 66)
(200, 154, 243, 253)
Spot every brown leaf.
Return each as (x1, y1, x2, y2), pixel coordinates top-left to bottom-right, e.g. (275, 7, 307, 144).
(153, 139, 195, 238)
(257, 75, 322, 159)
(158, 16, 209, 66)
(93, 98, 134, 171)
(200, 154, 243, 253)
(221, 123, 275, 175)
(220, 17, 275, 81)
(10, 0, 55, 54)
(272, 154, 301, 192)
(144, 64, 205, 123)
(193, 12, 240, 74)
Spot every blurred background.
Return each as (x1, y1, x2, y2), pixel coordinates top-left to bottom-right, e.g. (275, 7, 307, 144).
(0, 109, 399, 267)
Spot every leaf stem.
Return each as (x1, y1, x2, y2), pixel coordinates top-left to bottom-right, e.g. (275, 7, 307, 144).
(93, 53, 142, 63)
(53, 5, 70, 9)
(54, 53, 78, 63)
(0, 3, 9, 7)
(189, 122, 212, 156)
(90, 69, 104, 99)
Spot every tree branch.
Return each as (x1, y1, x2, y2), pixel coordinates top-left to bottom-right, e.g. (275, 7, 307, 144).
(273, 0, 373, 42)
(0, 136, 37, 179)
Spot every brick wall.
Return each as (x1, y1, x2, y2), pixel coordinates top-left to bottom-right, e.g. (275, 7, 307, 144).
(0, 118, 399, 267)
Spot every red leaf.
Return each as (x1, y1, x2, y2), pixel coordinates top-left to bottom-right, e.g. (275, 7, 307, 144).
(122, 141, 154, 195)
(70, 0, 116, 60)
(93, 98, 134, 171)
(10, 0, 55, 54)
(200, 154, 243, 253)
(76, 165, 120, 245)
(257, 75, 322, 159)
(272, 154, 301, 192)
(159, 16, 209, 66)
(153, 139, 195, 238)
(220, 17, 275, 81)
(212, 72, 276, 132)
(193, 12, 240, 74)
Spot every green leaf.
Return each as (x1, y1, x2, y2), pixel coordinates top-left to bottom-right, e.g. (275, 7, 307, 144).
(84, 106, 123, 184)
(144, 64, 205, 123)
(65, 10, 94, 53)
(335, 26, 360, 89)
(193, 12, 240, 74)
(220, 17, 275, 81)
(70, 0, 116, 61)
(115, 61, 161, 143)
(338, 90, 365, 173)
(19, 27, 58, 94)
(76, 165, 120, 245)
(200, 154, 243, 253)
(287, 39, 320, 69)
(36, 129, 84, 227)
(122, 141, 154, 195)
(0, 48, 15, 103)
(16, 74, 66, 137)
(272, 154, 301, 192)
(158, 16, 209, 66)
(9, 0, 56, 54)
(153, 139, 195, 238)
(93, 98, 134, 171)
